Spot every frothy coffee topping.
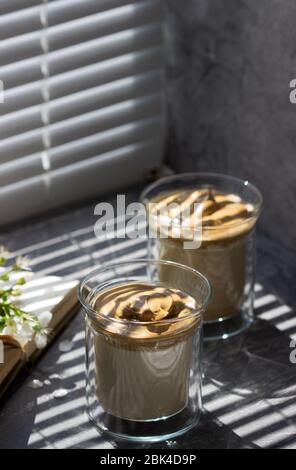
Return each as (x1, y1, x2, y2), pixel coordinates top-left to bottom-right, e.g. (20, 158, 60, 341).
(149, 188, 257, 241)
(95, 283, 196, 322)
(90, 282, 199, 340)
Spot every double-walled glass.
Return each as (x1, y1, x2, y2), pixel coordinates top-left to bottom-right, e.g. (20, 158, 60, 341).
(78, 259, 211, 442)
(141, 173, 263, 341)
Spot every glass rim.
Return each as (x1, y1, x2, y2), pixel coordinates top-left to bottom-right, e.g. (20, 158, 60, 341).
(140, 172, 263, 232)
(77, 258, 212, 327)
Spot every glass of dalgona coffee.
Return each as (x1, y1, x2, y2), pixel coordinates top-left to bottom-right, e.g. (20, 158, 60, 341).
(141, 173, 263, 341)
(78, 259, 211, 442)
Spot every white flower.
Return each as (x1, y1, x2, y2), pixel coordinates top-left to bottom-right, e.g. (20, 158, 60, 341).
(2, 317, 19, 335)
(0, 246, 11, 258)
(15, 255, 30, 269)
(17, 322, 34, 344)
(38, 311, 53, 328)
(2, 317, 36, 347)
(1, 314, 51, 349)
(34, 332, 48, 349)
(2, 324, 17, 337)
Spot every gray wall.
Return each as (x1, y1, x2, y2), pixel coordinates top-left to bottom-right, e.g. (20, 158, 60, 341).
(165, 0, 296, 251)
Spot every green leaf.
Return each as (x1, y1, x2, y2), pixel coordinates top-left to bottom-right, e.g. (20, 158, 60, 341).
(11, 289, 22, 297)
(12, 263, 21, 272)
(0, 257, 7, 266)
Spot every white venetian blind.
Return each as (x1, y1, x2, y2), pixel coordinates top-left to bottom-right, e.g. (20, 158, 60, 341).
(0, 0, 166, 224)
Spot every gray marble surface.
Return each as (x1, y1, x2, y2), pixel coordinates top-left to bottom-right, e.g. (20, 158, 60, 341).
(0, 186, 295, 449)
(165, 0, 296, 252)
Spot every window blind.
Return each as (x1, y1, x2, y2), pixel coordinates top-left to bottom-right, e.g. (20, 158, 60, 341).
(0, 0, 166, 225)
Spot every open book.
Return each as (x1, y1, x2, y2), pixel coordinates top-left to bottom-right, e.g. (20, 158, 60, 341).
(0, 275, 79, 399)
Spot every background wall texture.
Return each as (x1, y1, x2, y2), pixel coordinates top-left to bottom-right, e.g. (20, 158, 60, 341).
(165, 0, 296, 251)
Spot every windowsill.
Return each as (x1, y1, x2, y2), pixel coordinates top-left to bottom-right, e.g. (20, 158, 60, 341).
(0, 185, 295, 449)
(1, 185, 294, 311)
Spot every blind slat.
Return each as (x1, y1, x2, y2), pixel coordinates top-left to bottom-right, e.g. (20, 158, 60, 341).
(0, 94, 163, 163)
(51, 93, 163, 147)
(0, 139, 162, 225)
(0, 107, 42, 140)
(47, 0, 135, 28)
(0, 47, 163, 116)
(0, 154, 43, 187)
(0, 6, 41, 41)
(0, 122, 164, 186)
(0, 0, 40, 16)
(0, 0, 161, 66)
(50, 116, 164, 170)
(0, 70, 163, 139)
(0, 129, 43, 164)
(50, 139, 163, 204)
(0, 109, 164, 189)
(1, 23, 162, 90)
(49, 70, 163, 126)
(49, 1, 161, 52)
(0, 0, 166, 225)
(0, 0, 135, 40)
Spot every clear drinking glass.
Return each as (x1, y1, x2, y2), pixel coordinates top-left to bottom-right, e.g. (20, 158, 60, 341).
(78, 259, 211, 442)
(141, 173, 263, 341)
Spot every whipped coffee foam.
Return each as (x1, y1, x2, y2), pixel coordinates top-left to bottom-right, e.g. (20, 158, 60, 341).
(91, 282, 200, 421)
(148, 188, 258, 322)
(149, 188, 256, 242)
(95, 282, 196, 320)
